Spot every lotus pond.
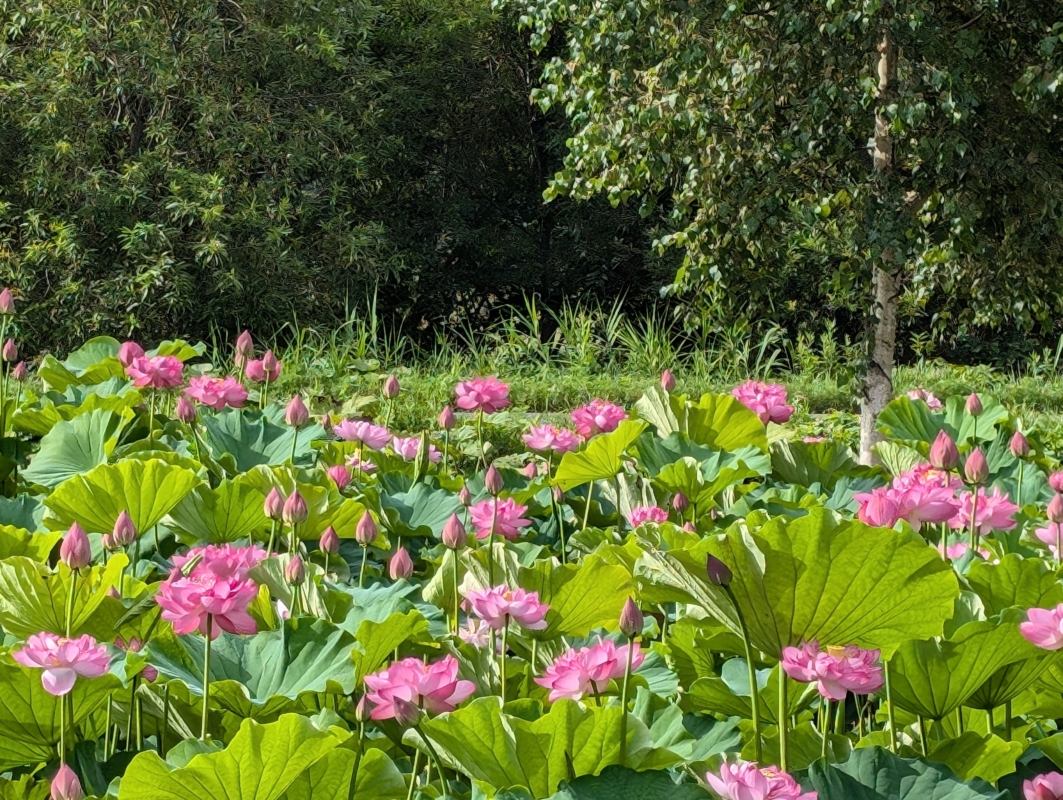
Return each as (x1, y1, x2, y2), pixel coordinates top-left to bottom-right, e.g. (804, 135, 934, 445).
(3, 325, 1063, 800)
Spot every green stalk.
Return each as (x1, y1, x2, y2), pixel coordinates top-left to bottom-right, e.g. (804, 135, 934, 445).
(153, 524, 160, 553)
(487, 497, 498, 586)
(125, 679, 136, 750)
(957, 707, 964, 734)
(148, 389, 157, 436)
(267, 520, 277, 557)
(261, 374, 271, 410)
(500, 618, 509, 703)
(59, 684, 66, 764)
(161, 684, 170, 757)
(405, 751, 421, 800)
(201, 616, 213, 740)
(581, 482, 593, 532)
(65, 570, 78, 638)
(476, 408, 486, 468)
(452, 551, 460, 634)
(778, 667, 789, 772)
(348, 722, 365, 800)
(290, 429, 299, 464)
(917, 715, 928, 757)
(884, 660, 897, 753)
(619, 634, 636, 766)
(415, 725, 449, 796)
(834, 697, 845, 735)
(820, 700, 831, 761)
(1017, 460, 1024, 508)
(359, 545, 368, 588)
(724, 585, 761, 762)
(442, 430, 450, 473)
(968, 486, 980, 551)
(104, 701, 112, 759)
(1005, 700, 1013, 740)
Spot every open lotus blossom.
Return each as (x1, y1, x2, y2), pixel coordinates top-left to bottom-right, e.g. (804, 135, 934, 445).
(1021, 605, 1063, 651)
(854, 465, 959, 531)
(731, 381, 794, 425)
(571, 399, 626, 438)
(455, 376, 511, 414)
(1037, 523, 1063, 559)
(391, 436, 442, 462)
(333, 419, 392, 450)
(184, 375, 248, 410)
(468, 497, 532, 540)
(172, 543, 266, 582)
(344, 455, 377, 472)
(465, 585, 549, 630)
(938, 541, 993, 561)
(522, 424, 581, 454)
(907, 388, 943, 410)
(627, 505, 669, 527)
(116, 636, 158, 682)
(244, 353, 282, 383)
(706, 762, 816, 800)
(781, 640, 883, 700)
(13, 633, 110, 696)
(949, 487, 1019, 536)
(535, 638, 644, 702)
(363, 655, 476, 720)
(125, 355, 184, 389)
(118, 341, 145, 367)
(458, 618, 493, 649)
(158, 544, 264, 638)
(1025, 772, 1063, 800)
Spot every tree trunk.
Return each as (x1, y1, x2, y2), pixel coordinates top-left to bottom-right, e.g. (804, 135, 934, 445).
(859, 27, 899, 466)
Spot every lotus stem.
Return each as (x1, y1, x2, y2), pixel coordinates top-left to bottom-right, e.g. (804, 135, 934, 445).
(917, 715, 928, 757)
(290, 429, 299, 464)
(476, 408, 486, 468)
(499, 618, 509, 703)
(834, 697, 845, 735)
(359, 545, 368, 588)
(201, 616, 213, 740)
(582, 482, 593, 532)
(405, 751, 421, 800)
(348, 721, 365, 800)
(65, 569, 78, 638)
(821, 699, 830, 761)
(957, 707, 964, 734)
(1005, 700, 1013, 740)
(725, 584, 761, 763)
(104, 700, 112, 759)
(968, 487, 980, 551)
(125, 678, 136, 750)
(619, 632, 636, 766)
(161, 684, 170, 757)
(452, 551, 460, 634)
(149, 389, 157, 436)
(1017, 461, 1024, 508)
(487, 498, 498, 586)
(59, 685, 66, 764)
(884, 660, 897, 753)
(267, 520, 277, 557)
(442, 430, 449, 473)
(777, 666, 789, 772)
(415, 725, 448, 796)
(261, 375, 270, 409)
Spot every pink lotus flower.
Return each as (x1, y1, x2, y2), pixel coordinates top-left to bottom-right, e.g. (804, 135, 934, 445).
(172, 543, 266, 582)
(855, 489, 901, 528)
(535, 638, 644, 702)
(949, 487, 1019, 536)
(939, 541, 992, 561)
(854, 473, 959, 532)
(363, 655, 476, 720)
(466, 585, 549, 630)
(345, 455, 377, 473)
(157, 544, 264, 639)
(628, 505, 669, 527)
(118, 341, 145, 368)
(1037, 523, 1063, 559)
(571, 400, 626, 438)
(455, 377, 511, 414)
(781, 640, 883, 700)
(706, 762, 816, 800)
(468, 497, 532, 540)
(116, 636, 158, 682)
(392, 436, 442, 462)
(333, 419, 392, 450)
(244, 351, 282, 383)
(1021, 605, 1063, 651)
(731, 381, 794, 425)
(803, 436, 827, 443)
(1025, 772, 1063, 800)
(907, 388, 943, 410)
(125, 355, 184, 389)
(328, 464, 352, 490)
(522, 424, 581, 454)
(51, 764, 83, 800)
(13, 633, 110, 696)
(184, 375, 248, 410)
(458, 619, 493, 649)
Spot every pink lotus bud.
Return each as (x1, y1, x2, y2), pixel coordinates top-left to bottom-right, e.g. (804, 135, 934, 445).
(50, 764, 83, 800)
(101, 533, 116, 552)
(382, 375, 400, 399)
(706, 555, 732, 587)
(619, 598, 644, 638)
(355, 511, 377, 546)
(964, 447, 988, 484)
(459, 485, 472, 506)
(442, 513, 467, 550)
(261, 350, 280, 377)
(113, 510, 137, 547)
(485, 465, 504, 496)
(321, 413, 333, 434)
(392, 696, 421, 728)
(320, 526, 340, 555)
(354, 694, 373, 723)
(682, 521, 696, 532)
(285, 395, 309, 428)
(439, 406, 456, 430)
(235, 329, 254, 359)
(389, 546, 413, 580)
(0, 288, 14, 316)
(285, 554, 306, 586)
(327, 464, 351, 491)
(2, 339, 17, 363)
(118, 341, 144, 367)
(176, 395, 197, 423)
(282, 490, 308, 525)
(1010, 431, 1030, 458)
(1052, 473, 1063, 494)
(1049, 495, 1063, 525)
(672, 492, 689, 514)
(552, 486, 564, 503)
(929, 430, 959, 471)
(11, 361, 25, 382)
(660, 369, 676, 392)
(522, 462, 538, 479)
(966, 393, 983, 416)
(264, 488, 285, 520)
(60, 522, 91, 571)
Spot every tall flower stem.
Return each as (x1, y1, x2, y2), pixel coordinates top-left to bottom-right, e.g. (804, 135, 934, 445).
(499, 618, 509, 703)
(160, 684, 170, 757)
(289, 429, 299, 464)
(968, 487, 981, 551)
(415, 725, 448, 796)
(267, 521, 277, 556)
(619, 634, 636, 766)
(487, 498, 498, 586)
(777, 667, 789, 772)
(261, 375, 271, 410)
(405, 751, 421, 800)
(725, 585, 761, 763)
(201, 616, 213, 740)
(476, 409, 486, 468)
(820, 700, 831, 761)
(104, 701, 113, 759)
(65, 570, 78, 638)
(442, 430, 450, 473)
(148, 389, 157, 436)
(348, 722, 365, 800)
(917, 715, 928, 757)
(451, 551, 460, 634)
(125, 679, 137, 749)
(359, 546, 368, 588)
(59, 687, 66, 764)
(1017, 461, 1025, 508)
(1005, 700, 1013, 740)
(884, 660, 897, 753)
(581, 482, 594, 532)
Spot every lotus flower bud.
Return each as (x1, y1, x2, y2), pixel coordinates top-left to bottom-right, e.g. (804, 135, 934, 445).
(11, 361, 26, 382)
(929, 431, 959, 471)
(552, 485, 563, 503)
(285, 395, 310, 428)
(964, 447, 988, 485)
(261, 350, 280, 377)
(328, 464, 351, 491)
(619, 598, 644, 638)
(1052, 473, 1063, 494)
(672, 492, 689, 514)
(1049, 494, 1063, 525)
(50, 764, 83, 800)
(522, 462, 538, 479)
(321, 413, 333, 434)
(355, 511, 377, 546)
(382, 375, 400, 399)
(282, 490, 308, 525)
(1010, 431, 1030, 458)
(682, 521, 696, 533)
(176, 395, 197, 423)
(485, 464, 504, 497)
(459, 485, 472, 506)
(442, 513, 467, 550)
(285, 554, 306, 586)
(264, 488, 284, 520)
(660, 369, 676, 392)
(389, 546, 413, 580)
(392, 696, 421, 728)
(60, 522, 91, 571)
(966, 392, 983, 416)
(0, 288, 14, 316)
(354, 694, 373, 723)
(2, 339, 18, 363)
(101, 533, 116, 552)
(118, 341, 144, 368)
(235, 330, 254, 362)
(439, 405, 456, 430)
(320, 526, 340, 556)
(706, 555, 732, 587)
(112, 510, 137, 547)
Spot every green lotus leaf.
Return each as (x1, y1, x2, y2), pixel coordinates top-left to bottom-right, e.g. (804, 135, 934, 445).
(12, 380, 141, 437)
(240, 466, 373, 543)
(166, 475, 270, 544)
(0, 495, 44, 532)
(554, 420, 648, 491)
(684, 663, 811, 724)
(966, 554, 1063, 615)
(517, 555, 631, 639)
(200, 409, 323, 473)
(650, 447, 769, 511)
(635, 387, 767, 452)
(380, 481, 463, 539)
(149, 339, 205, 361)
(926, 732, 1024, 784)
(966, 650, 1063, 710)
(770, 439, 880, 490)
(348, 610, 431, 683)
(0, 525, 61, 561)
(280, 747, 405, 800)
(22, 409, 128, 489)
(37, 337, 125, 391)
(545, 765, 705, 800)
